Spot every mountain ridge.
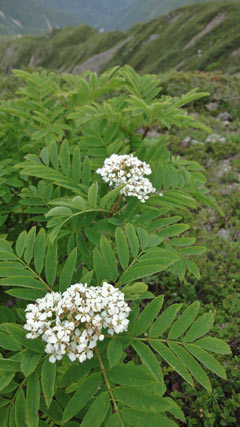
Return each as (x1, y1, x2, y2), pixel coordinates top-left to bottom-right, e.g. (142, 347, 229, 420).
(0, 0, 135, 35)
(0, 0, 82, 35)
(0, 1, 239, 75)
(105, 0, 240, 30)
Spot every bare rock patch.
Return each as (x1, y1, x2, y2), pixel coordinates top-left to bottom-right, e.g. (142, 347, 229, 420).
(183, 13, 227, 50)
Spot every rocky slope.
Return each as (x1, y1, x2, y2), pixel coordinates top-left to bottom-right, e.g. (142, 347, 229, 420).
(0, 1, 239, 75)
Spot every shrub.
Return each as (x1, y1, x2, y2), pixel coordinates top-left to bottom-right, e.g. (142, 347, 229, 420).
(0, 66, 231, 426)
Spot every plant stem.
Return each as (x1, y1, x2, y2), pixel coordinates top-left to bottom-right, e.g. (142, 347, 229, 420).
(95, 347, 124, 427)
(19, 258, 51, 291)
(111, 194, 123, 213)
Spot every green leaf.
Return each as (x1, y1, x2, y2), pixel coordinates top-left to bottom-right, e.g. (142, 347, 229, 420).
(105, 414, 121, 427)
(165, 397, 185, 422)
(0, 331, 21, 351)
(121, 409, 177, 427)
(0, 406, 9, 427)
(170, 237, 196, 247)
(59, 140, 70, 176)
(122, 282, 148, 297)
(72, 146, 81, 183)
(132, 295, 164, 336)
(125, 224, 139, 258)
(72, 195, 86, 210)
(0, 250, 18, 261)
(0, 276, 46, 290)
(41, 359, 56, 409)
(0, 397, 10, 408)
(149, 303, 182, 338)
(34, 229, 46, 275)
(39, 396, 62, 423)
(6, 288, 46, 301)
(21, 350, 42, 377)
(169, 343, 211, 392)
(0, 240, 14, 253)
(108, 364, 159, 387)
(26, 372, 40, 427)
(93, 248, 107, 282)
(46, 206, 72, 217)
(49, 141, 59, 170)
(195, 337, 231, 355)
(157, 224, 189, 239)
(15, 388, 27, 427)
(185, 258, 200, 279)
(0, 358, 20, 371)
(150, 341, 193, 386)
(59, 248, 77, 292)
(132, 341, 164, 386)
(88, 183, 98, 208)
(115, 228, 129, 270)
(184, 313, 214, 342)
(45, 241, 57, 287)
(114, 386, 172, 412)
(40, 147, 49, 166)
(100, 236, 118, 282)
(24, 227, 36, 264)
(5, 324, 44, 353)
(107, 339, 123, 368)
(119, 259, 175, 285)
(59, 361, 92, 388)
(137, 227, 149, 249)
(148, 216, 182, 232)
(100, 186, 123, 209)
(184, 344, 227, 379)
(179, 246, 206, 255)
(168, 302, 200, 340)
(16, 231, 27, 258)
(81, 392, 110, 427)
(0, 372, 15, 392)
(176, 259, 186, 280)
(62, 373, 101, 423)
(82, 157, 91, 186)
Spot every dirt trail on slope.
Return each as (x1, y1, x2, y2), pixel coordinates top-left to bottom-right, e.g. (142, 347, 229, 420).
(183, 13, 227, 50)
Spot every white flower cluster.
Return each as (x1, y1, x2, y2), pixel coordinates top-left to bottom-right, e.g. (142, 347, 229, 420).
(24, 282, 130, 364)
(96, 154, 156, 202)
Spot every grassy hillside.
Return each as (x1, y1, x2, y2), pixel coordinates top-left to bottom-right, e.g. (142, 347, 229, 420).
(0, 1, 240, 74)
(105, 0, 211, 30)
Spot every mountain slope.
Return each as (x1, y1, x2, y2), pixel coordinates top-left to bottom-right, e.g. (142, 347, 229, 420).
(0, 1, 239, 75)
(105, 0, 238, 30)
(0, 0, 82, 35)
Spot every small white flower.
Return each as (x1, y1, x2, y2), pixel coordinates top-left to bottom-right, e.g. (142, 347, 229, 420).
(24, 282, 130, 364)
(96, 154, 156, 202)
(49, 355, 56, 363)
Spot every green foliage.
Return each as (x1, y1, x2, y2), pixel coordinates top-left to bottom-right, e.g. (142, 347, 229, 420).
(0, 66, 231, 425)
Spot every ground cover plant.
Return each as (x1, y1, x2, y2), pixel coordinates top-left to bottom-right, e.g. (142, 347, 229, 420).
(0, 66, 233, 426)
